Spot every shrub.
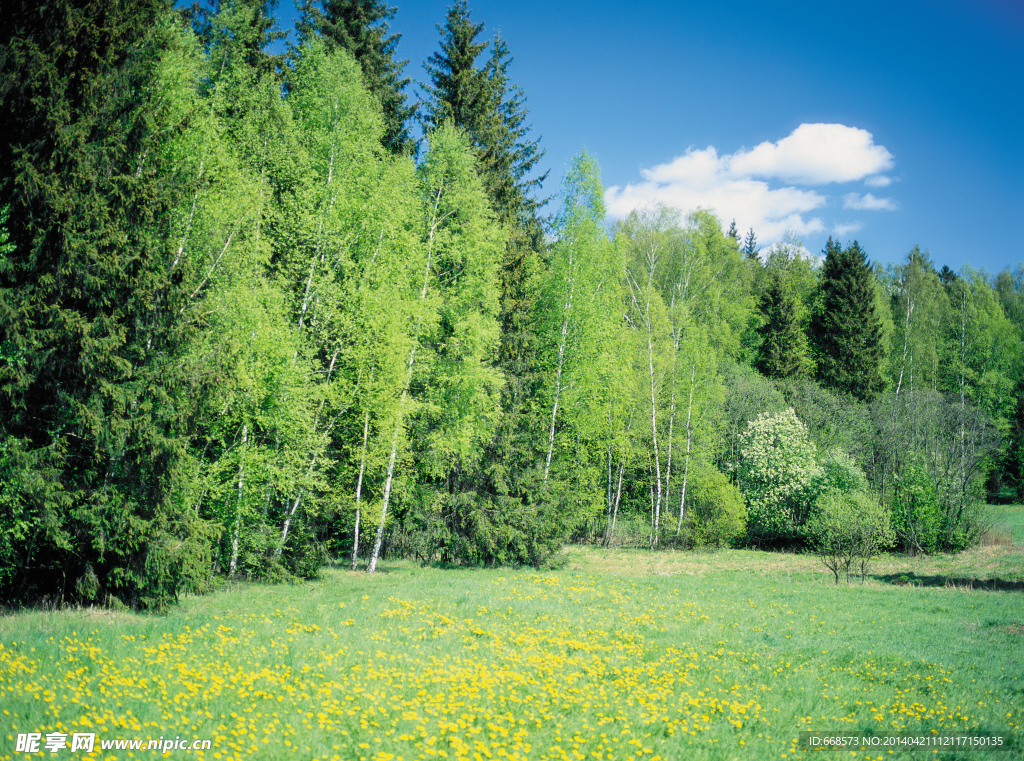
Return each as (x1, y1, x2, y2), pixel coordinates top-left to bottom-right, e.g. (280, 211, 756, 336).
(807, 490, 893, 583)
(737, 408, 822, 545)
(686, 467, 746, 548)
(891, 462, 941, 555)
(817, 448, 869, 495)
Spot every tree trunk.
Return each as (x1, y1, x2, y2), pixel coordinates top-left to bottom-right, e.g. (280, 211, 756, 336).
(367, 182, 445, 573)
(228, 423, 248, 578)
(544, 251, 578, 485)
(676, 362, 696, 535)
(351, 410, 369, 571)
(367, 352, 414, 574)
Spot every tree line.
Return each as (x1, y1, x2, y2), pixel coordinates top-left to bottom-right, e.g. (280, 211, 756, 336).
(1, 0, 1021, 608)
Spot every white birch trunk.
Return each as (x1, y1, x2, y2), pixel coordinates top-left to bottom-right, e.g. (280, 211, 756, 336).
(895, 280, 915, 398)
(544, 250, 577, 484)
(228, 423, 248, 578)
(368, 356, 414, 574)
(351, 410, 369, 571)
(675, 362, 696, 535)
(644, 307, 662, 547)
(275, 455, 317, 559)
(366, 183, 446, 573)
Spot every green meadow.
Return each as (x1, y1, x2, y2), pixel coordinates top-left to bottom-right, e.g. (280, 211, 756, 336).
(2, 516, 1022, 761)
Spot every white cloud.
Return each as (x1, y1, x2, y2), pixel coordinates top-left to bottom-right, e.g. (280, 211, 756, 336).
(843, 192, 898, 211)
(727, 123, 893, 185)
(864, 175, 894, 187)
(833, 222, 864, 238)
(604, 123, 897, 246)
(605, 174, 826, 242)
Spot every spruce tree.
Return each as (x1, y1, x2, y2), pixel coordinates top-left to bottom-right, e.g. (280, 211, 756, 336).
(422, 2, 547, 463)
(422, 1, 546, 223)
(810, 239, 886, 401)
(189, 0, 287, 77)
(0, 0, 215, 607)
(742, 227, 759, 260)
(296, 0, 414, 154)
(756, 272, 812, 379)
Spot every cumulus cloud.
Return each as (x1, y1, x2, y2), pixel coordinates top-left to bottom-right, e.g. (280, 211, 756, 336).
(726, 123, 893, 184)
(604, 123, 896, 246)
(843, 192, 898, 211)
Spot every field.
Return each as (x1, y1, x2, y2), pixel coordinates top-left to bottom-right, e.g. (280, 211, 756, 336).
(1, 511, 1022, 761)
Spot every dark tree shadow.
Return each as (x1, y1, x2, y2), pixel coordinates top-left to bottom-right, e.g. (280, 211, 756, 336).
(873, 571, 1024, 593)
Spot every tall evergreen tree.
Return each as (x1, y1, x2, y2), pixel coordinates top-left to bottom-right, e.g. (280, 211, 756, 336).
(0, 0, 216, 607)
(742, 227, 759, 260)
(810, 239, 886, 401)
(296, 0, 414, 154)
(756, 272, 812, 380)
(189, 0, 287, 77)
(422, 2, 547, 521)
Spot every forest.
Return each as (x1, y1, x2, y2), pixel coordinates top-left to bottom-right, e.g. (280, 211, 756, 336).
(1, 0, 1022, 609)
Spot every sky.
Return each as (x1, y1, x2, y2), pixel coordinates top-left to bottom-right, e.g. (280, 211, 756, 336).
(267, 0, 1023, 274)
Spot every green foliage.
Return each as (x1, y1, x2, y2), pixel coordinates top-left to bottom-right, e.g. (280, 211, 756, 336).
(754, 238, 817, 379)
(421, 1, 547, 431)
(422, 1, 545, 225)
(891, 461, 941, 555)
(684, 467, 746, 548)
(296, 0, 414, 154)
(1004, 376, 1024, 502)
(817, 448, 870, 496)
(190, 0, 288, 76)
(888, 247, 948, 395)
(811, 239, 886, 401)
(755, 272, 812, 379)
(870, 390, 999, 553)
(3, 0, 1017, 605)
(807, 490, 893, 583)
(742, 227, 758, 259)
(0, 1, 218, 608)
(776, 376, 871, 459)
(538, 152, 614, 488)
(737, 408, 822, 545)
(679, 210, 754, 362)
(717, 362, 786, 477)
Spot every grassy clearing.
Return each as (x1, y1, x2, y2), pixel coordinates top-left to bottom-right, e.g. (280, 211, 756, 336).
(1, 545, 1021, 761)
(988, 505, 1024, 547)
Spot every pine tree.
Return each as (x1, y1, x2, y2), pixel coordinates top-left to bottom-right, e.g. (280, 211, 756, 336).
(810, 239, 886, 401)
(296, 0, 414, 154)
(0, 0, 216, 607)
(727, 219, 739, 243)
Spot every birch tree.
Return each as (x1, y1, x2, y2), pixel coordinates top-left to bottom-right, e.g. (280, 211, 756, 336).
(538, 153, 609, 486)
(366, 124, 503, 572)
(617, 210, 675, 547)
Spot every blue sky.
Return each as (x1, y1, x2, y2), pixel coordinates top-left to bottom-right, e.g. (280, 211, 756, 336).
(270, 0, 1023, 274)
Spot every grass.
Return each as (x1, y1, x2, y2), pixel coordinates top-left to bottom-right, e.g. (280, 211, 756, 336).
(1, 543, 1022, 761)
(988, 504, 1024, 547)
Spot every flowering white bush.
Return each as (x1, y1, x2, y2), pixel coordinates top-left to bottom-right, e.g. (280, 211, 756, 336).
(737, 408, 822, 543)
